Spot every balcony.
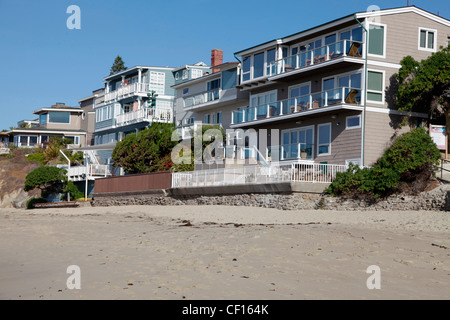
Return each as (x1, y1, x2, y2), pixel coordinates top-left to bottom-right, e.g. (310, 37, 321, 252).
(67, 164, 113, 181)
(183, 87, 247, 111)
(231, 86, 362, 126)
(115, 107, 173, 127)
(104, 82, 150, 103)
(184, 88, 220, 109)
(268, 40, 364, 81)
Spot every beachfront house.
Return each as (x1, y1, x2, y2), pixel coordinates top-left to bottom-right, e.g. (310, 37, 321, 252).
(172, 50, 249, 140)
(7, 103, 88, 148)
(227, 6, 450, 167)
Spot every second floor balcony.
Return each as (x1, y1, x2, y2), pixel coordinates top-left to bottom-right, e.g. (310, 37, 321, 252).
(231, 86, 362, 126)
(115, 107, 173, 127)
(268, 40, 364, 81)
(104, 82, 150, 103)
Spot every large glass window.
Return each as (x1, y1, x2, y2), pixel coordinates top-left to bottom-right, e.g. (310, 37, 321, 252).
(222, 69, 237, 89)
(367, 71, 384, 102)
(39, 113, 47, 125)
(48, 112, 70, 123)
(266, 48, 276, 75)
(253, 52, 264, 78)
(318, 123, 331, 156)
(242, 56, 251, 81)
(282, 126, 313, 160)
(368, 24, 385, 56)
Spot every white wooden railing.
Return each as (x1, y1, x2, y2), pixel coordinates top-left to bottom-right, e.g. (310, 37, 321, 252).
(104, 82, 150, 103)
(115, 107, 173, 127)
(67, 164, 112, 180)
(172, 162, 349, 188)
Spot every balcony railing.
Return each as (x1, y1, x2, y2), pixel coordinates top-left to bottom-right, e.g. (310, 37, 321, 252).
(232, 87, 361, 125)
(267, 144, 314, 161)
(172, 162, 350, 187)
(66, 164, 112, 181)
(104, 82, 150, 103)
(184, 88, 220, 108)
(115, 107, 173, 127)
(268, 40, 363, 77)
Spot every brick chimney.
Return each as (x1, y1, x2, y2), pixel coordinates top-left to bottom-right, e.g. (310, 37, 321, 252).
(211, 49, 223, 74)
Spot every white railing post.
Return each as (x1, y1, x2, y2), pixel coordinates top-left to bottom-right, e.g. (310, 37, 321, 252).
(266, 104, 270, 118)
(343, 40, 347, 56)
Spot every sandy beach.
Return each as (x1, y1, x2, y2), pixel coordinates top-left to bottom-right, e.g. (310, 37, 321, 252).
(0, 205, 449, 300)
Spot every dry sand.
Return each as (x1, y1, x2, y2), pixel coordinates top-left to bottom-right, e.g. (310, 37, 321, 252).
(0, 205, 449, 300)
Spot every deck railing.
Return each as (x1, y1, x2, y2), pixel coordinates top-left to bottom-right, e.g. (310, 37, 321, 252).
(67, 164, 112, 180)
(232, 87, 361, 124)
(172, 162, 349, 188)
(104, 82, 150, 102)
(268, 40, 363, 77)
(115, 107, 173, 127)
(184, 88, 220, 108)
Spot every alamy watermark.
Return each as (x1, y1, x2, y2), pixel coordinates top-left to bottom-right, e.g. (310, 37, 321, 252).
(66, 5, 81, 30)
(66, 265, 81, 289)
(366, 265, 381, 289)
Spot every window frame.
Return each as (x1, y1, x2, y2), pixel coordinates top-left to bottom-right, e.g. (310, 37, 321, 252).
(367, 22, 387, 59)
(345, 115, 362, 130)
(366, 68, 385, 104)
(281, 125, 314, 160)
(317, 122, 332, 156)
(48, 111, 71, 124)
(418, 27, 437, 52)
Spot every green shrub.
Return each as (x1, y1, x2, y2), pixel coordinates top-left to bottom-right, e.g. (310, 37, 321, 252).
(63, 180, 83, 201)
(376, 127, 441, 176)
(24, 166, 67, 195)
(326, 127, 440, 201)
(26, 197, 47, 209)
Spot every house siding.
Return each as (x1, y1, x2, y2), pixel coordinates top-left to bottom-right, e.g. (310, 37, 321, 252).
(363, 110, 422, 166)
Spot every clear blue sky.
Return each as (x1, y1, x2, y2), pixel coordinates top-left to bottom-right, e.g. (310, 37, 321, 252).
(0, 0, 448, 130)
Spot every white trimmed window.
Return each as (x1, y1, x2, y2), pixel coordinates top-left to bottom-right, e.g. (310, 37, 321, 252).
(418, 28, 437, 52)
(346, 115, 361, 130)
(149, 71, 165, 95)
(191, 69, 203, 79)
(367, 70, 384, 103)
(317, 123, 331, 156)
(368, 23, 386, 58)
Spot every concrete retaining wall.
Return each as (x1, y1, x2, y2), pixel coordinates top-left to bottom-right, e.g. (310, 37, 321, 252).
(92, 183, 450, 211)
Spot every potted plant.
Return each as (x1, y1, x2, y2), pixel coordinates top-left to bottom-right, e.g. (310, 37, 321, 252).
(300, 148, 308, 159)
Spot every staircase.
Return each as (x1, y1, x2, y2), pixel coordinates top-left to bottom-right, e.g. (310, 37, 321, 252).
(437, 159, 450, 183)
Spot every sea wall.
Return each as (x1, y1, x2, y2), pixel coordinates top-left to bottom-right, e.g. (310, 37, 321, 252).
(92, 184, 450, 211)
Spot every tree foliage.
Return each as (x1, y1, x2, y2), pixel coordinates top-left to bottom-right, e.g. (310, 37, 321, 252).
(112, 123, 177, 174)
(394, 45, 450, 120)
(24, 166, 68, 196)
(326, 127, 441, 201)
(109, 55, 127, 75)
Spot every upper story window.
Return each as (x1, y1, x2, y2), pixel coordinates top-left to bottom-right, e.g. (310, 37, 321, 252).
(191, 69, 203, 79)
(149, 71, 165, 95)
(48, 112, 70, 124)
(418, 28, 437, 52)
(183, 88, 189, 95)
(39, 113, 47, 125)
(242, 56, 251, 81)
(207, 79, 221, 91)
(222, 68, 237, 89)
(182, 70, 188, 80)
(367, 70, 384, 103)
(368, 23, 386, 57)
(242, 47, 278, 82)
